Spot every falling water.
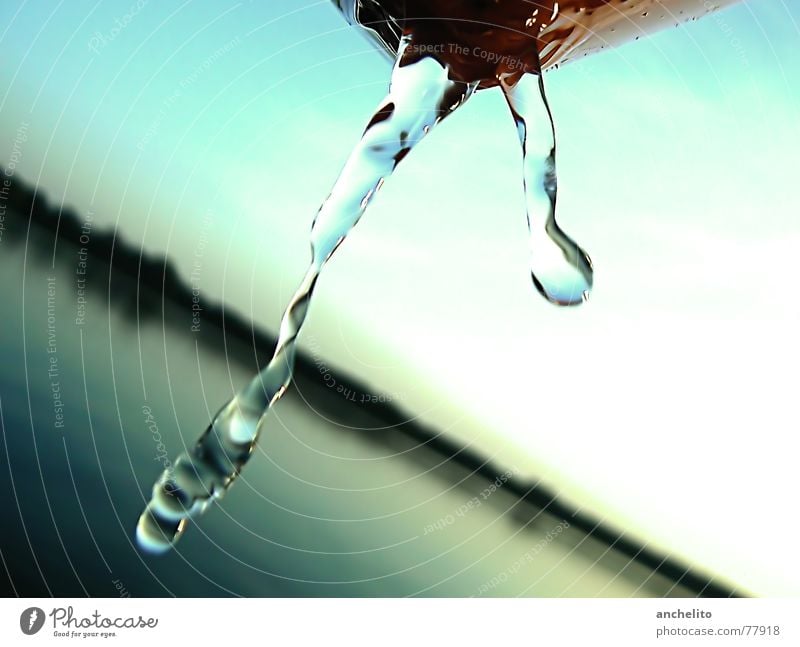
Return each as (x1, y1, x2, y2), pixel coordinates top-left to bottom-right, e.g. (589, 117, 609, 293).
(137, 0, 739, 552)
(136, 38, 480, 553)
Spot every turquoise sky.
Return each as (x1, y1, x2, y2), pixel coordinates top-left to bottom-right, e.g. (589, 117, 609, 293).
(2, 1, 799, 595)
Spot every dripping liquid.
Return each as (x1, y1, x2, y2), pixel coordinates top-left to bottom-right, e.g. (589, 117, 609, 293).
(137, 0, 735, 552)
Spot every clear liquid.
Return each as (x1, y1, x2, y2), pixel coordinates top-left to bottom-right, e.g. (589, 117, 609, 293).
(137, 41, 481, 553)
(137, 0, 736, 552)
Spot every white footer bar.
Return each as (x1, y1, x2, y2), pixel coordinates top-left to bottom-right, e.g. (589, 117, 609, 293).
(1, 598, 796, 646)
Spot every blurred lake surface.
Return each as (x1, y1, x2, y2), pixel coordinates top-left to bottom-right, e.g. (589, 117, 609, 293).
(0, 202, 698, 597)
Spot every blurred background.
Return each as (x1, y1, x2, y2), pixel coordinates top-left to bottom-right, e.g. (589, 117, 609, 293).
(0, 0, 798, 597)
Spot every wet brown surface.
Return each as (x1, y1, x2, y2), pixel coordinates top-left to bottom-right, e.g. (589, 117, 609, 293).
(339, 0, 739, 85)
